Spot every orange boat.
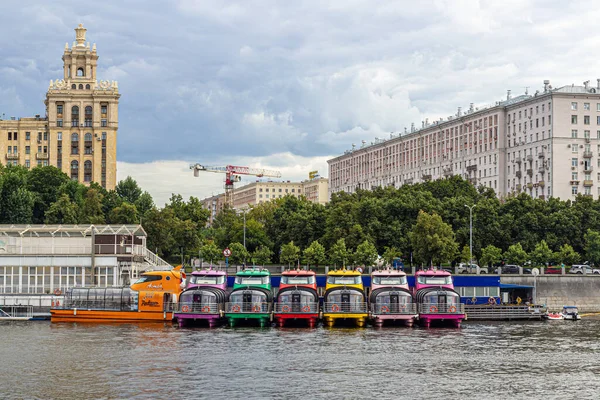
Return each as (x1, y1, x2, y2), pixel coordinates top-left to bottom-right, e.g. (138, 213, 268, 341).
(50, 266, 185, 323)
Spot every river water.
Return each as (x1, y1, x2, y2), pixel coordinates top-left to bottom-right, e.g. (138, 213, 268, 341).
(1, 320, 599, 399)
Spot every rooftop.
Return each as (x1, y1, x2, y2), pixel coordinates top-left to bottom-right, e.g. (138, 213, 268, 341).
(0, 225, 146, 237)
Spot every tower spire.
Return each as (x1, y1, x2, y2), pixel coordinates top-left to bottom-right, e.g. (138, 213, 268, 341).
(75, 23, 87, 47)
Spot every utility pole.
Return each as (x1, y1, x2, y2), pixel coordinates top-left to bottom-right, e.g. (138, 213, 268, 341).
(465, 204, 476, 268)
(243, 209, 247, 265)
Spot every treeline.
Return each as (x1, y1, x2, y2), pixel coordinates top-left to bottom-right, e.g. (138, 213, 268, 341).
(4, 164, 600, 267)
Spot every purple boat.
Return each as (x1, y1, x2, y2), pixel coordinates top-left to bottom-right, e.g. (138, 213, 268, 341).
(414, 269, 465, 328)
(175, 268, 227, 328)
(369, 268, 417, 327)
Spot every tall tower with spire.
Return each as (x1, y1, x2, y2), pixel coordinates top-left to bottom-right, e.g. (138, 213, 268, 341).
(45, 23, 120, 190)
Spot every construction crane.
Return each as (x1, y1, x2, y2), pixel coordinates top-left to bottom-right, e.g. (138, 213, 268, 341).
(190, 163, 282, 207)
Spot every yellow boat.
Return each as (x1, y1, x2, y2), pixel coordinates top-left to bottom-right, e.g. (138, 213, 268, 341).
(322, 269, 368, 327)
(50, 267, 185, 323)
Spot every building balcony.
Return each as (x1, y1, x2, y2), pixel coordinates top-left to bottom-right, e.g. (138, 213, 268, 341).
(539, 194, 546, 200)
(515, 157, 522, 164)
(422, 174, 432, 182)
(538, 152, 545, 159)
(466, 165, 477, 172)
(584, 194, 594, 198)
(570, 180, 580, 185)
(5, 153, 19, 160)
(584, 165, 593, 173)
(468, 177, 477, 185)
(539, 166, 546, 174)
(404, 178, 413, 185)
(443, 167, 453, 177)
(538, 181, 545, 187)
(527, 169, 533, 177)
(36, 153, 49, 160)
(515, 170, 522, 178)
(526, 182, 533, 189)
(584, 151, 593, 158)
(584, 180, 594, 187)
(516, 184, 522, 191)
(526, 155, 533, 162)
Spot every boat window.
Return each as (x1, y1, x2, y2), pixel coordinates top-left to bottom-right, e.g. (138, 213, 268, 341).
(189, 275, 225, 285)
(279, 292, 315, 303)
(372, 276, 407, 285)
(489, 287, 500, 297)
(417, 275, 452, 285)
(281, 276, 315, 285)
(475, 287, 486, 297)
(463, 287, 475, 297)
(134, 275, 162, 284)
(235, 276, 269, 285)
(327, 276, 362, 285)
(326, 292, 363, 303)
(375, 293, 411, 304)
(230, 292, 266, 302)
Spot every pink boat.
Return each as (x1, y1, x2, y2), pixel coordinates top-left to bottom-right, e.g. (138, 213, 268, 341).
(175, 268, 227, 328)
(369, 268, 417, 327)
(414, 269, 465, 328)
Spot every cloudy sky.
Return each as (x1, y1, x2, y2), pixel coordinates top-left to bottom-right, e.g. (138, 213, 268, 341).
(1, 0, 600, 205)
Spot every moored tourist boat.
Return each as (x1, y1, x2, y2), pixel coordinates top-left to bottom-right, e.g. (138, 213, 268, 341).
(225, 267, 273, 327)
(322, 268, 368, 328)
(561, 306, 581, 320)
(273, 269, 319, 328)
(50, 266, 185, 323)
(369, 268, 417, 327)
(175, 268, 227, 328)
(414, 269, 465, 328)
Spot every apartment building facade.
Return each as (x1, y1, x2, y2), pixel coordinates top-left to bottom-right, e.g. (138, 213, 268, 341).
(0, 24, 119, 189)
(328, 80, 600, 201)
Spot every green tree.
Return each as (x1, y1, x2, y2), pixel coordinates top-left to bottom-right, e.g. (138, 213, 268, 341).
(228, 242, 250, 265)
(302, 240, 326, 269)
(108, 202, 139, 224)
(102, 190, 123, 217)
(143, 207, 177, 259)
(200, 240, 221, 264)
(330, 238, 350, 268)
(530, 240, 553, 267)
(45, 194, 79, 224)
(280, 241, 300, 267)
(584, 229, 600, 265)
(382, 246, 401, 267)
(252, 245, 273, 265)
(116, 176, 142, 204)
(556, 243, 580, 266)
(504, 243, 528, 265)
(353, 239, 378, 267)
(409, 210, 458, 266)
(460, 245, 472, 263)
(135, 191, 155, 219)
(2, 187, 35, 223)
(480, 245, 502, 268)
(80, 188, 105, 224)
(27, 166, 70, 223)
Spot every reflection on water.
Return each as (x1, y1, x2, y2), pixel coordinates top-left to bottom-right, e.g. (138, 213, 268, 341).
(1, 320, 599, 399)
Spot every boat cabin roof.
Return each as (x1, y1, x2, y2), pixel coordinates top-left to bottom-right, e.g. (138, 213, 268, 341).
(236, 268, 270, 277)
(282, 269, 315, 276)
(415, 269, 451, 277)
(371, 269, 406, 277)
(327, 269, 361, 277)
(191, 269, 226, 276)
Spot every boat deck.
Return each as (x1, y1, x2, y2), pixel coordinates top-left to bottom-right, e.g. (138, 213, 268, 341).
(465, 305, 546, 320)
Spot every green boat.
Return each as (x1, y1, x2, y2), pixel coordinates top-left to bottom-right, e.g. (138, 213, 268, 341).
(225, 267, 273, 327)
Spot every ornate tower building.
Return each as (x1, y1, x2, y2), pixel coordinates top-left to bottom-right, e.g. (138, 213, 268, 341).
(46, 24, 120, 189)
(0, 24, 119, 190)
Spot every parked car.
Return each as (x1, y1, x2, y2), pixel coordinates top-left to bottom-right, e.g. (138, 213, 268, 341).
(501, 265, 532, 274)
(569, 265, 600, 274)
(457, 263, 488, 274)
(544, 265, 563, 275)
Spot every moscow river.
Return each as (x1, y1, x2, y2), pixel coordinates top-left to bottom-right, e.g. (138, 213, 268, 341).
(1, 320, 600, 399)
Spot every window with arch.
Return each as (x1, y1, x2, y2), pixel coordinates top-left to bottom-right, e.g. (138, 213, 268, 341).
(77, 68, 84, 77)
(71, 84, 76, 89)
(85, 84, 90, 90)
(84, 160, 92, 182)
(84, 106, 93, 127)
(84, 133, 93, 154)
(71, 106, 79, 127)
(78, 84, 83, 90)
(71, 133, 79, 155)
(71, 160, 79, 180)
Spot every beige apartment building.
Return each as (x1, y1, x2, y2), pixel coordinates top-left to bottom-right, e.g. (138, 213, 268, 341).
(328, 79, 600, 201)
(0, 24, 119, 190)
(202, 178, 329, 224)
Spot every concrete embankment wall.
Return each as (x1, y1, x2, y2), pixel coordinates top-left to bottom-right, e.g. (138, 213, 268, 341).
(502, 276, 600, 312)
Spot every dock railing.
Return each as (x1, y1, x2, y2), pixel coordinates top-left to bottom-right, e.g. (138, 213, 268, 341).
(274, 302, 318, 313)
(371, 303, 417, 315)
(323, 302, 368, 313)
(465, 305, 547, 320)
(0, 305, 34, 319)
(418, 303, 465, 314)
(176, 302, 221, 314)
(225, 302, 272, 313)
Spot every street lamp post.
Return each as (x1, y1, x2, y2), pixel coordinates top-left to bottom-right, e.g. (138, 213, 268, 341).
(465, 204, 476, 268)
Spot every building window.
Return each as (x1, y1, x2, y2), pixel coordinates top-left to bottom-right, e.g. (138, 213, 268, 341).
(25, 146, 30, 154)
(57, 104, 63, 115)
(585, 103, 591, 111)
(71, 133, 79, 155)
(572, 102, 578, 111)
(572, 172, 578, 181)
(71, 84, 76, 89)
(70, 161, 79, 180)
(572, 115, 578, 124)
(85, 84, 90, 90)
(84, 160, 92, 182)
(25, 132, 30, 140)
(43, 146, 47, 154)
(25, 160, 30, 168)
(71, 106, 79, 127)
(572, 130, 578, 138)
(57, 132, 62, 141)
(266, 194, 269, 198)
(101, 105, 107, 115)
(585, 116, 590, 125)
(43, 132, 47, 140)
(572, 186, 578, 195)
(7, 132, 11, 140)
(101, 119, 107, 127)
(84, 133, 93, 154)
(572, 158, 578, 167)
(78, 84, 83, 89)
(585, 130, 591, 139)
(259, 188, 263, 192)
(77, 67, 84, 77)
(43, 160, 48, 167)
(85, 106, 93, 127)
(101, 132, 107, 140)
(7, 146, 11, 154)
